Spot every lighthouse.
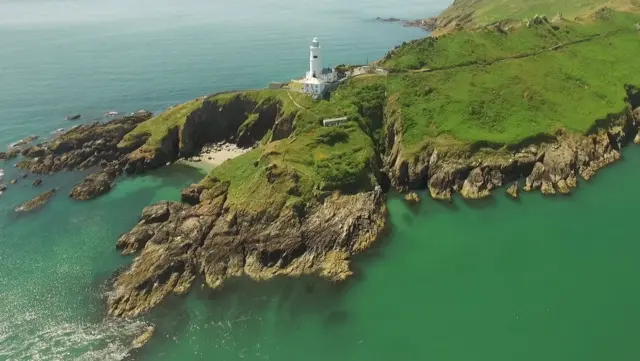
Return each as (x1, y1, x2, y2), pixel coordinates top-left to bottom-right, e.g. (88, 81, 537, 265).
(309, 37, 323, 79)
(303, 37, 338, 99)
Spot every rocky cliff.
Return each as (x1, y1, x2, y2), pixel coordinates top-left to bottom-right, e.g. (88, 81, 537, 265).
(108, 183, 386, 317)
(384, 86, 640, 200)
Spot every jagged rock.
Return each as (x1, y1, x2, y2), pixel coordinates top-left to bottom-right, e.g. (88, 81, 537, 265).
(69, 167, 119, 200)
(404, 192, 420, 205)
(23, 146, 46, 158)
(566, 173, 578, 188)
(632, 107, 640, 123)
(20, 173, 27, 179)
(17, 113, 151, 175)
(181, 184, 205, 205)
(107, 189, 386, 318)
(32, 178, 43, 187)
(506, 183, 518, 198)
(132, 326, 155, 349)
(556, 179, 570, 194)
(524, 162, 545, 191)
(15, 189, 57, 212)
(540, 180, 555, 195)
(460, 167, 492, 199)
(0, 184, 6, 192)
(10, 179, 17, 185)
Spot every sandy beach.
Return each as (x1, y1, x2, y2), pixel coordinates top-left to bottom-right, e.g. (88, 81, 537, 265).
(180, 142, 250, 171)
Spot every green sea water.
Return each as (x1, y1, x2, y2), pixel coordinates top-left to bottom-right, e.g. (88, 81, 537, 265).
(5, 146, 638, 361)
(3, 0, 640, 360)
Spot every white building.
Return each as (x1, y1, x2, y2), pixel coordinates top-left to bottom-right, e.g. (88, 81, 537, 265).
(303, 37, 338, 98)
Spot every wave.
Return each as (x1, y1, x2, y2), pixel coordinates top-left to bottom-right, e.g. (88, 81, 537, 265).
(0, 312, 150, 361)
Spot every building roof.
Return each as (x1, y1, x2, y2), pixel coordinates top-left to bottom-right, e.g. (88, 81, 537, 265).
(304, 77, 324, 85)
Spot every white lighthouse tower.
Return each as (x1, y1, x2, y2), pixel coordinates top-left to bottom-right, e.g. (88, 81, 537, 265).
(303, 37, 337, 98)
(309, 37, 323, 79)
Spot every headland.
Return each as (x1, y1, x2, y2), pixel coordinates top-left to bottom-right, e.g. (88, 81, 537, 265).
(1, 1, 640, 320)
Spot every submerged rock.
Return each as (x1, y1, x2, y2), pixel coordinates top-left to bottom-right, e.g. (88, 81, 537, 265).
(131, 326, 155, 349)
(15, 188, 57, 212)
(506, 183, 518, 198)
(32, 178, 43, 187)
(404, 192, 420, 205)
(0, 184, 6, 192)
(65, 114, 81, 121)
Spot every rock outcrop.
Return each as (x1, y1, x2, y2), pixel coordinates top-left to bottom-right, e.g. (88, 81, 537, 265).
(17, 113, 152, 175)
(107, 187, 387, 317)
(15, 189, 57, 213)
(404, 192, 420, 205)
(70, 165, 121, 200)
(506, 183, 519, 198)
(385, 103, 636, 200)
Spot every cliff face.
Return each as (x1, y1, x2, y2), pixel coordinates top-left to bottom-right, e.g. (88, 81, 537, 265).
(125, 94, 295, 173)
(383, 85, 640, 199)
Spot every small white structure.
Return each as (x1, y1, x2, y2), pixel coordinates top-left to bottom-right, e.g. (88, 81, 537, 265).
(303, 37, 338, 98)
(322, 116, 348, 127)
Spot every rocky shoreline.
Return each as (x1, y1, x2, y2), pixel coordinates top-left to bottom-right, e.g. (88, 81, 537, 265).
(385, 87, 640, 201)
(0, 85, 638, 319)
(375, 16, 439, 31)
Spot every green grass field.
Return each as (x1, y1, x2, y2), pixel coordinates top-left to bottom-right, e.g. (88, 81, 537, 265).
(380, 10, 640, 155)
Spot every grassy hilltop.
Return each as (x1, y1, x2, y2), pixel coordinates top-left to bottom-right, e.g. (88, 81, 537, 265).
(120, 5, 640, 212)
(435, 0, 640, 33)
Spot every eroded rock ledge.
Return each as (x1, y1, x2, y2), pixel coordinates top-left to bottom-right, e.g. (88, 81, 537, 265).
(385, 103, 640, 200)
(107, 186, 386, 317)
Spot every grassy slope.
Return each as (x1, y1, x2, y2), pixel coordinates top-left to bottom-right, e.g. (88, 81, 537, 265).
(436, 0, 640, 30)
(382, 10, 640, 154)
(207, 77, 385, 213)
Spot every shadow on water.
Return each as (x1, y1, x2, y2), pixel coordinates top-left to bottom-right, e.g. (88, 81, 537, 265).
(136, 274, 356, 356)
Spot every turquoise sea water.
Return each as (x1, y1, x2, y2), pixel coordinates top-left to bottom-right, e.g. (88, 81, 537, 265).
(2, 0, 640, 360)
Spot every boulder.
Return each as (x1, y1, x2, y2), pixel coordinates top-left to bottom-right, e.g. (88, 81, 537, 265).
(404, 192, 420, 205)
(65, 114, 81, 121)
(0, 184, 6, 192)
(15, 188, 57, 212)
(32, 178, 43, 187)
(10, 179, 17, 185)
(506, 183, 519, 199)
